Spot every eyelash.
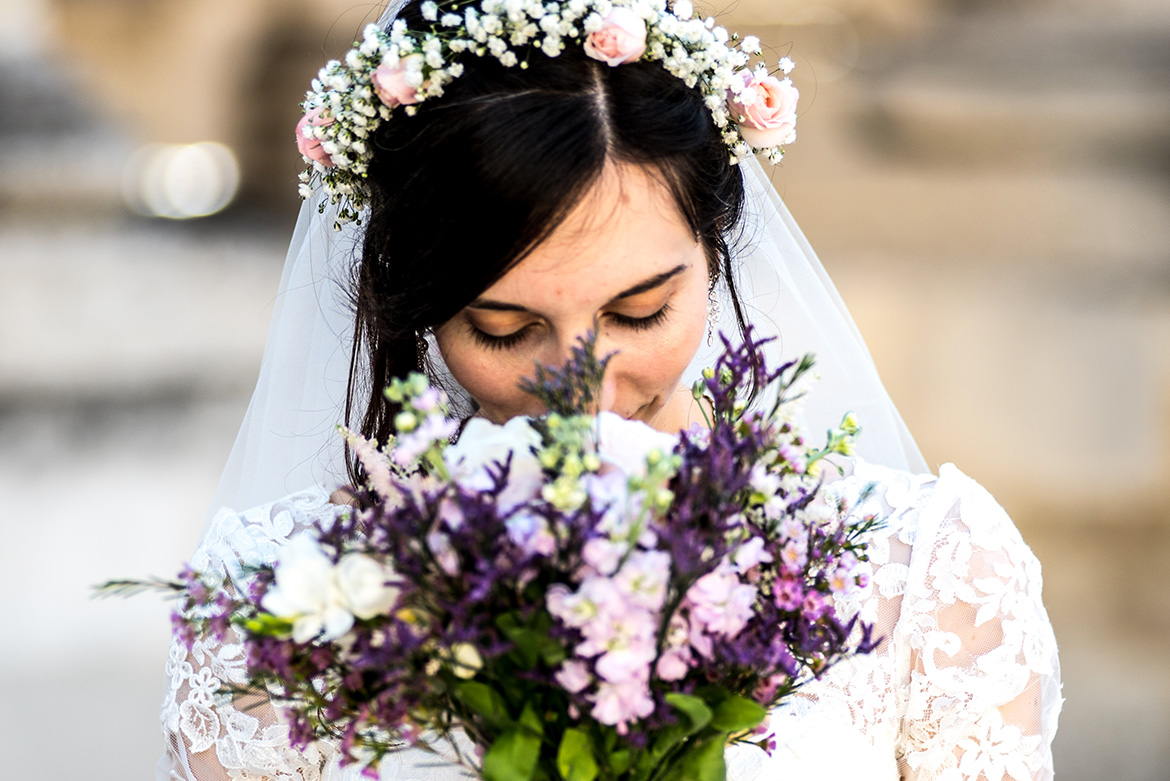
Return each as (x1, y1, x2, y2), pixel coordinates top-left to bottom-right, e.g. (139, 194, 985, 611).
(470, 302, 673, 351)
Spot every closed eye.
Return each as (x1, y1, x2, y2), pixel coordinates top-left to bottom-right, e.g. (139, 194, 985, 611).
(608, 302, 672, 331)
(469, 302, 673, 351)
(469, 323, 536, 351)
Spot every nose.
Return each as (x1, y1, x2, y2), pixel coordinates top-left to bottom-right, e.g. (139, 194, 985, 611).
(590, 367, 618, 416)
(550, 328, 619, 416)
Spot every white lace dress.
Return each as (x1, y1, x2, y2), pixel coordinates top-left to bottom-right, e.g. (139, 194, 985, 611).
(157, 459, 1062, 781)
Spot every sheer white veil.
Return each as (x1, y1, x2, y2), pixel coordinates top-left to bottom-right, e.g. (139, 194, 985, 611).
(202, 1, 926, 536)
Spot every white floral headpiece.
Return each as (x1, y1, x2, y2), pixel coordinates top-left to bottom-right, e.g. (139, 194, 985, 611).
(297, 0, 798, 227)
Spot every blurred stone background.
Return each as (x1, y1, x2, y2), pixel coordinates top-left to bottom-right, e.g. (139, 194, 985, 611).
(0, 0, 1167, 778)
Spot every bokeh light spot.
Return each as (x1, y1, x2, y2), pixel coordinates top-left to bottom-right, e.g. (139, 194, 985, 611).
(122, 142, 240, 219)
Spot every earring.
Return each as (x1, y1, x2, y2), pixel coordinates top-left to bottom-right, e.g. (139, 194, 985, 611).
(706, 278, 721, 347)
(416, 329, 430, 361)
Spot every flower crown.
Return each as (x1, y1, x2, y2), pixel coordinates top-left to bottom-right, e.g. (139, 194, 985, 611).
(297, 0, 799, 227)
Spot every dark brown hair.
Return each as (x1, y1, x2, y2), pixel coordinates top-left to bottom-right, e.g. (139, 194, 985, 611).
(345, 2, 752, 481)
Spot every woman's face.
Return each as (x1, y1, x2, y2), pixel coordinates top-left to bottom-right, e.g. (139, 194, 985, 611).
(434, 163, 710, 433)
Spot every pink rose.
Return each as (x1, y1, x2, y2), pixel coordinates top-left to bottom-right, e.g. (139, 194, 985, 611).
(295, 107, 335, 167)
(371, 54, 424, 107)
(584, 8, 647, 67)
(727, 71, 799, 149)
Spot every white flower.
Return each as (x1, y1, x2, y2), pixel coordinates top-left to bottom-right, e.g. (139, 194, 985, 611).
(262, 535, 354, 643)
(335, 553, 400, 620)
(421, 1, 439, 21)
(593, 412, 677, 478)
(673, 0, 693, 19)
(444, 416, 544, 510)
(778, 55, 795, 74)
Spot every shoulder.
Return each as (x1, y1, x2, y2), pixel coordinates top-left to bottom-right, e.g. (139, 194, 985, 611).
(192, 486, 349, 577)
(830, 458, 1040, 580)
(831, 459, 1061, 778)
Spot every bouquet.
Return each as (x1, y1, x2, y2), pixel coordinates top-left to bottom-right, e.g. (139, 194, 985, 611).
(104, 331, 881, 781)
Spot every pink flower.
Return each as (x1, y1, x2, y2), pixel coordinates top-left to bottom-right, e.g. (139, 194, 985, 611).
(655, 648, 690, 681)
(575, 595, 652, 658)
(426, 531, 460, 576)
(772, 576, 802, 611)
(506, 511, 557, 557)
(371, 54, 425, 107)
(686, 568, 756, 637)
(595, 643, 656, 684)
(295, 107, 335, 167)
(802, 590, 830, 620)
(614, 550, 671, 610)
(547, 577, 621, 629)
(584, 8, 647, 67)
(591, 679, 656, 734)
(731, 536, 774, 574)
(727, 70, 799, 149)
(583, 537, 628, 576)
(555, 660, 592, 693)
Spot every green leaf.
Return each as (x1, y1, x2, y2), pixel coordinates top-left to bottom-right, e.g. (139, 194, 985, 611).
(519, 702, 544, 737)
(664, 734, 727, 781)
(454, 681, 511, 729)
(648, 694, 717, 773)
(242, 614, 294, 637)
(648, 722, 688, 768)
(607, 749, 631, 776)
(664, 693, 713, 735)
(556, 727, 598, 781)
(483, 726, 542, 781)
(710, 696, 767, 733)
(496, 613, 540, 669)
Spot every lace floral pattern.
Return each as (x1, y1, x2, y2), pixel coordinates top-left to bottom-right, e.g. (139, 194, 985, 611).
(159, 464, 1061, 781)
(160, 487, 343, 781)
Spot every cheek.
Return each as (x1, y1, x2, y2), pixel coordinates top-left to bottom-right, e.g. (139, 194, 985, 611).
(608, 282, 708, 401)
(435, 328, 542, 421)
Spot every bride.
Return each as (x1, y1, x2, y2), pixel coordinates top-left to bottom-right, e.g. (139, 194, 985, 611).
(158, 0, 1061, 778)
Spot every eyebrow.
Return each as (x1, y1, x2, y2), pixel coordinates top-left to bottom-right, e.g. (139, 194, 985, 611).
(467, 264, 690, 313)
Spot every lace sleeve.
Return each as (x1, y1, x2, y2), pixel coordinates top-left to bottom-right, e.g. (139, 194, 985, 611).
(158, 488, 346, 781)
(894, 464, 1062, 781)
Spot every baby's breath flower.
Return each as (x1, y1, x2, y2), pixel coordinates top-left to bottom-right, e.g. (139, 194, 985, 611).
(297, 0, 792, 221)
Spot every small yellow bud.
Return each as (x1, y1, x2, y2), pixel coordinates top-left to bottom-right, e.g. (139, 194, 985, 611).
(840, 412, 861, 435)
(449, 643, 483, 679)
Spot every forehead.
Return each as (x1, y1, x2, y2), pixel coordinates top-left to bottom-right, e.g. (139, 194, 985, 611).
(480, 164, 699, 307)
